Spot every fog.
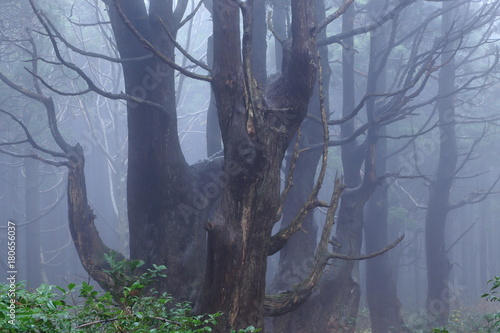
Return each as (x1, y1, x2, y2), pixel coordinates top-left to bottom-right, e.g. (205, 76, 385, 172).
(0, 0, 499, 332)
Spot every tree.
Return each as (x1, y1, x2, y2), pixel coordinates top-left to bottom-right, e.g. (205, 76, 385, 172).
(1, 0, 387, 331)
(364, 0, 406, 331)
(424, 0, 500, 326)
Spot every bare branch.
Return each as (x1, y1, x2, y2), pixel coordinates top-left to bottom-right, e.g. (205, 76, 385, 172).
(111, 0, 212, 82)
(328, 235, 404, 261)
(42, 11, 154, 64)
(156, 15, 211, 72)
(275, 128, 302, 221)
(27, 1, 168, 112)
(314, 0, 355, 35)
(178, 0, 204, 29)
(319, 0, 416, 46)
(0, 148, 67, 167)
(267, 10, 286, 46)
(264, 178, 345, 316)
(0, 108, 65, 158)
(446, 219, 477, 254)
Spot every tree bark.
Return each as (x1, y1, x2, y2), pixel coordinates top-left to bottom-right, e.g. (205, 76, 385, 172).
(364, 1, 406, 331)
(425, 1, 458, 325)
(270, 0, 330, 331)
(365, 134, 406, 333)
(105, 0, 211, 300)
(194, 0, 317, 330)
(298, 5, 366, 332)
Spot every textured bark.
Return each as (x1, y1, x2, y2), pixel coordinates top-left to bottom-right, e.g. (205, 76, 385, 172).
(425, 1, 457, 325)
(194, 0, 317, 331)
(67, 144, 119, 290)
(270, 0, 330, 331)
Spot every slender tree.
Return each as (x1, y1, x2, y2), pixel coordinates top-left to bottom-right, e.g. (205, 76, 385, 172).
(364, 1, 406, 332)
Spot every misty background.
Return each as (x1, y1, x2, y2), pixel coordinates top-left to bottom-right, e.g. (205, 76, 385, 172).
(0, 0, 499, 332)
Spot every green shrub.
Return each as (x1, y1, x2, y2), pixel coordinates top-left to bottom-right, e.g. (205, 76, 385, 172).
(0, 254, 259, 333)
(482, 276, 500, 332)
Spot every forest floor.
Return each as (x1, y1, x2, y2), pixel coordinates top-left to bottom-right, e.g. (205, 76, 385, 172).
(354, 300, 500, 333)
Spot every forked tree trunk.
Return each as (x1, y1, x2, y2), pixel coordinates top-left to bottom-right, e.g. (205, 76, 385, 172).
(105, 0, 211, 300)
(21, 1, 317, 331)
(194, 0, 317, 331)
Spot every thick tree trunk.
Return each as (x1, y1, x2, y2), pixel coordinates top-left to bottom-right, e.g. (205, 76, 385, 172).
(195, 0, 317, 331)
(106, 0, 211, 300)
(425, 1, 457, 326)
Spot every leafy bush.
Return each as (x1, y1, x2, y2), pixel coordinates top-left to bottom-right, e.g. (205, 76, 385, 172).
(0, 254, 259, 332)
(482, 276, 500, 331)
(0, 282, 73, 332)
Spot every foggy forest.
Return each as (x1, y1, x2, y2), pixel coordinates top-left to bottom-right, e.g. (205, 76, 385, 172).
(1, 0, 500, 332)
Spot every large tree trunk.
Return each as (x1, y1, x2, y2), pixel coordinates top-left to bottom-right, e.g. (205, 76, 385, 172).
(195, 0, 317, 331)
(105, 0, 211, 300)
(425, 1, 457, 326)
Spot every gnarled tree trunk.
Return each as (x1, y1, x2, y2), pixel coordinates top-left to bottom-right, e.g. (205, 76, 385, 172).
(194, 0, 317, 331)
